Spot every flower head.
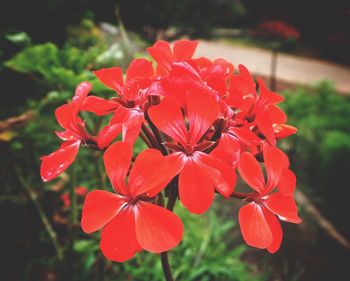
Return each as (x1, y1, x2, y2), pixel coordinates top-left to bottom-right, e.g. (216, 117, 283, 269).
(81, 142, 183, 261)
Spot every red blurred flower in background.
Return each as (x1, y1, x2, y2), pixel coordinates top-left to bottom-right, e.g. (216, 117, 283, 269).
(61, 186, 88, 208)
(251, 20, 301, 41)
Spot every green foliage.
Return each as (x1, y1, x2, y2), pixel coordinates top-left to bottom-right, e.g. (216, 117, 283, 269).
(5, 43, 103, 91)
(281, 81, 350, 230)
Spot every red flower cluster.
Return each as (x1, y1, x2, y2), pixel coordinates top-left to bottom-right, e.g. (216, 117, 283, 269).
(251, 20, 301, 41)
(40, 40, 301, 261)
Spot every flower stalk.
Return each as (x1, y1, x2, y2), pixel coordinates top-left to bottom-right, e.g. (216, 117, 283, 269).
(14, 165, 64, 261)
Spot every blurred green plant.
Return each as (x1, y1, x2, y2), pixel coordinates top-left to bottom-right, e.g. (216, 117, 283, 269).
(5, 42, 106, 92)
(281, 81, 350, 232)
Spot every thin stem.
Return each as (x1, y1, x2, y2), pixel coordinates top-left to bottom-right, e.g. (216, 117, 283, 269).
(145, 111, 167, 155)
(160, 178, 178, 281)
(142, 123, 159, 148)
(97, 153, 107, 189)
(14, 165, 64, 261)
(160, 253, 174, 281)
(214, 190, 252, 199)
(139, 131, 153, 148)
(231, 191, 252, 199)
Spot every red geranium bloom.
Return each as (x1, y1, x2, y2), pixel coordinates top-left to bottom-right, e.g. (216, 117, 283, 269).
(40, 82, 95, 181)
(81, 141, 183, 262)
(147, 39, 198, 75)
(224, 65, 296, 147)
(192, 57, 234, 97)
(237, 144, 301, 253)
(148, 88, 236, 214)
(86, 58, 155, 149)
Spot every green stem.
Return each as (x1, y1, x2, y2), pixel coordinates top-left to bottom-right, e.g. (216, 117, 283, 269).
(160, 253, 174, 281)
(145, 111, 167, 155)
(142, 124, 159, 148)
(14, 165, 64, 261)
(160, 179, 178, 281)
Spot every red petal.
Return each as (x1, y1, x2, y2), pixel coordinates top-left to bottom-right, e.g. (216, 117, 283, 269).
(265, 105, 287, 124)
(94, 67, 124, 93)
(264, 192, 302, 224)
(278, 169, 296, 195)
(238, 152, 265, 193)
(55, 130, 76, 141)
(228, 127, 261, 147)
(135, 202, 183, 253)
(96, 106, 133, 149)
(146, 152, 186, 198)
(203, 59, 233, 97)
(179, 157, 214, 214)
(262, 207, 283, 254)
(173, 40, 198, 61)
(256, 78, 284, 108)
(239, 64, 255, 89)
(160, 62, 205, 106)
(81, 190, 127, 233)
(100, 207, 141, 262)
(40, 139, 81, 182)
(147, 40, 173, 73)
(97, 123, 123, 149)
(126, 58, 154, 81)
(187, 87, 219, 144)
(55, 102, 75, 130)
(210, 133, 240, 167)
(103, 142, 132, 195)
(238, 202, 273, 249)
(263, 144, 289, 193)
(128, 149, 177, 197)
(275, 124, 298, 139)
(148, 97, 187, 145)
(81, 96, 119, 116)
(192, 57, 212, 69)
(255, 110, 276, 145)
(73, 82, 92, 108)
(198, 152, 236, 197)
(122, 111, 144, 145)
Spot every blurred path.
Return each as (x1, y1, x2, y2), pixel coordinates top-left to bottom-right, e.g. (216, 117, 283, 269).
(196, 40, 350, 93)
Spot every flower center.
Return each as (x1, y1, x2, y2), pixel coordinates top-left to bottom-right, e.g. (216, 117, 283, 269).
(184, 144, 195, 155)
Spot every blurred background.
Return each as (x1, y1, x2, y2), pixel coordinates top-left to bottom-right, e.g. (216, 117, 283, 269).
(1, 1, 350, 280)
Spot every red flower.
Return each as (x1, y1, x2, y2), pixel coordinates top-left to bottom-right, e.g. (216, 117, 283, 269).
(61, 193, 71, 208)
(40, 40, 301, 258)
(252, 20, 301, 41)
(237, 145, 301, 253)
(81, 142, 183, 262)
(224, 65, 296, 148)
(88, 58, 156, 149)
(75, 186, 88, 197)
(61, 186, 88, 208)
(147, 39, 198, 75)
(148, 88, 236, 214)
(40, 82, 94, 181)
